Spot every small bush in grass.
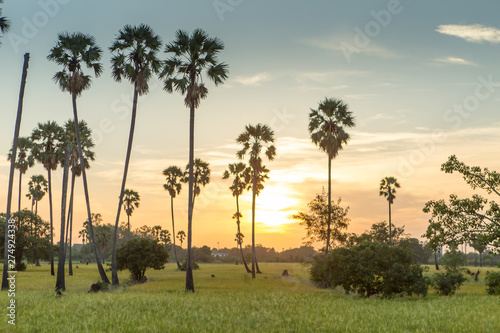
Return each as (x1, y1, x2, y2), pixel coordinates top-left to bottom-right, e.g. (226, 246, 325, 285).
(310, 242, 428, 298)
(180, 261, 199, 271)
(431, 244, 466, 296)
(117, 238, 168, 282)
(485, 271, 500, 295)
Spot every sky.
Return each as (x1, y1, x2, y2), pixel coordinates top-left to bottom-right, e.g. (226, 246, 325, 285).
(1, 0, 500, 251)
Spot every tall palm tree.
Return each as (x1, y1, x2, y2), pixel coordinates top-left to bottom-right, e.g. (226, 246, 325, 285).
(163, 166, 184, 269)
(236, 124, 276, 278)
(379, 176, 401, 246)
(56, 145, 70, 293)
(61, 119, 95, 276)
(177, 230, 186, 248)
(223, 162, 252, 273)
(308, 98, 355, 253)
(109, 24, 162, 286)
(31, 121, 63, 276)
(122, 189, 140, 232)
(26, 175, 47, 218)
(181, 158, 211, 208)
(47, 31, 110, 284)
(7, 137, 35, 211)
(161, 29, 228, 292)
(0, 0, 9, 43)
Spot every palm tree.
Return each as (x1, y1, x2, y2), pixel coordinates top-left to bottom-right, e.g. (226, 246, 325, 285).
(56, 145, 70, 293)
(7, 137, 35, 212)
(0, 0, 9, 43)
(379, 176, 401, 246)
(122, 189, 140, 232)
(109, 24, 162, 286)
(181, 159, 211, 208)
(309, 98, 355, 253)
(223, 162, 252, 273)
(161, 28, 228, 292)
(177, 230, 186, 248)
(26, 174, 47, 232)
(163, 166, 184, 269)
(47, 31, 110, 284)
(30, 121, 63, 276)
(236, 124, 276, 278)
(61, 119, 95, 276)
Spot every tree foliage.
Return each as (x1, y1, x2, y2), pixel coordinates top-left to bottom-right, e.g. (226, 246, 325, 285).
(116, 238, 168, 281)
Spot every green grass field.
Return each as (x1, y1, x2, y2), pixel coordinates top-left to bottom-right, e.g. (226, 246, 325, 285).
(0, 263, 499, 332)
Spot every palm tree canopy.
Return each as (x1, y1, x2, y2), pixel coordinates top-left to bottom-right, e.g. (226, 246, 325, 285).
(109, 24, 162, 95)
(379, 176, 401, 204)
(26, 174, 48, 202)
(160, 28, 229, 109)
(47, 32, 103, 96)
(7, 137, 35, 174)
(222, 162, 251, 197)
(0, 0, 10, 36)
(60, 120, 95, 176)
(162, 166, 183, 198)
(309, 98, 355, 160)
(181, 159, 210, 198)
(31, 121, 64, 172)
(122, 189, 140, 217)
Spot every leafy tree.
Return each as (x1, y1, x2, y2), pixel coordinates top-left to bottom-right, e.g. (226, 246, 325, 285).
(116, 238, 168, 281)
(237, 124, 276, 278)
(379, 176, 401, 246)
(431, 244, 466, 296)
(109, 24, 162, 286)
(122, 189, 140, 232)
(163, 166, 183, 269)
(0, 0, 9, 44)
(485, 271, 500, 295)
(7, 137, 35, 211)
(310, 242, 428, 298)
(353, 221, 406, 246)
(398, 238, 432, 264)
(177, 230, 186, 248)
(293, 188, 350, 252)
(48, 31, 109, 284)
(223, 162, 252, 273)
(31, 120, 64, 276)
(309, 98, 355, 253)
(161, 28, 228, 292)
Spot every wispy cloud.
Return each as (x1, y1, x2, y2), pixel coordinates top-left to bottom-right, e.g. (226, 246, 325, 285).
(233, 72, 271, 86)
(434, 56, 476, 66)
(436, 24, 500, 44)
(302, 36, 399, 59)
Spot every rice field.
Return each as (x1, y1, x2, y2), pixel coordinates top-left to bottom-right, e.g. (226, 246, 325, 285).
(0, 263, 499, 332)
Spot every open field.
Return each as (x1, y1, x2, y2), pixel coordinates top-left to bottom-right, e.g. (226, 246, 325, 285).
(1, 263, 499, 332)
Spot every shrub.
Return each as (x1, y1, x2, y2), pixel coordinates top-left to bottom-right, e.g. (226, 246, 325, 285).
(485, 271, 500, 295)
(180, 261, 199, 271)
(310, 242, 428, 298)
(116, 238, 168, 282)
(431, 271, 466, 296)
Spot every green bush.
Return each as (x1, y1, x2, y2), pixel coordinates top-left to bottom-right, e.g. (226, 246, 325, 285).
(116, 238, 168, 282)
(180, 261, 200, 271)
(431, 271, 466, 296)
(310, 242, 428, 298)
(485, 271, 500, 295)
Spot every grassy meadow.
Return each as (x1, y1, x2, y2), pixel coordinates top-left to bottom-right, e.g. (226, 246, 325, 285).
(0, 263, 499, 332)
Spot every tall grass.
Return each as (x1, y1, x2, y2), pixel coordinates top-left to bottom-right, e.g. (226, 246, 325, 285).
(1, 263, 499, 332)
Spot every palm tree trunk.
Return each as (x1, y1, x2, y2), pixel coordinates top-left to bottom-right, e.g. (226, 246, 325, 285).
(388, 200, 392, 247)
(66, 171, 76, 276)
(2, 53, 29, 290)
(127, 214, 130, 233)
(56, 145, 70, 292)
(18, 170, 22, 212)
(251, 170, 257, 279)
(185, 104, 195, 292)
(434, 251, 440, 270)
(326, 157, 332, 253)
(112, 83, 138, 286)
(72, 93, 110, 284)
(171, 196, 181, 269)
(48, 169, 55, 276)
(236, 196, 251, 273)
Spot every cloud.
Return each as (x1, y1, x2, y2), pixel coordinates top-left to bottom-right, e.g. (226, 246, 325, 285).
(436, 24, 500, 44)
(303, 36, 399, 59)
(434, 56, 476, 66)
(233, 72, 271, 86)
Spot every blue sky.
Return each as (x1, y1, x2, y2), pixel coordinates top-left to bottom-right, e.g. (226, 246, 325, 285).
(1, 0, 500, 249)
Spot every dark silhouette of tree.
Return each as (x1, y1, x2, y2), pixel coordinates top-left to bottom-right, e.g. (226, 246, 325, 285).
(48, 31, 109, 284)
(109, 24, 162, 286)
(161, 28, 228, 292)
(56, 145, 70, 293)
(308, 98, 355, 253)
(26, 175, 47, 227)
(237, 124, 276, 278)
(163, 166, 183, 269)
(177, 230, 186, 248)
(7, 137, 35, 212)
(122, 189, 140, 233)
(0, 0, 9, 44)
(379, 176, 401, 246)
